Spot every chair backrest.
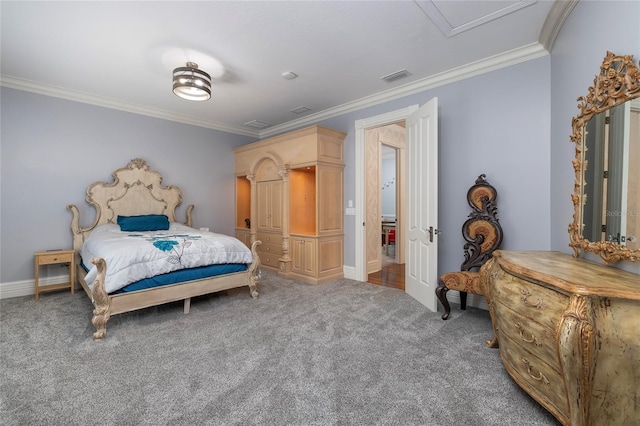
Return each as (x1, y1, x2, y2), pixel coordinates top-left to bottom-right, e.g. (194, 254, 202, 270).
(460, 174, 503, 271)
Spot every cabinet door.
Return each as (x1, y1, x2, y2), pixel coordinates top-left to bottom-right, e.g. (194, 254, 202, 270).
(291, 237, 317, 276)
(269, 180, 283, 231)
(257, 182, 271, 231)
(291, 238, 304, 275)
(302, 238, 317, 276)
(257, 181, 283, 232)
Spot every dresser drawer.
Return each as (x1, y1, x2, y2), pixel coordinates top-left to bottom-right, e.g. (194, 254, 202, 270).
(493, 299, 560, 373)
(491, 267, 569, 331)
(256, 242, 283, 256)
(499, 333, 569, 421)
(256, 232, 283, 245)
(260, 254, 282, 269)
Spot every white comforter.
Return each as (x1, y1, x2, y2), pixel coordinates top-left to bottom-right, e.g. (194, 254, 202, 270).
(81, 223, 253, 294)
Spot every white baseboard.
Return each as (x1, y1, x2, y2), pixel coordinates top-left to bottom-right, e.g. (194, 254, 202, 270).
(343, 265, 357, 280)
(0, 275, 70, 299)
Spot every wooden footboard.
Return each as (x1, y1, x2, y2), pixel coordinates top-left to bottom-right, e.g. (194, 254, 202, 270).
(79, 241, 261, 340)
(69, 159, 263, 340)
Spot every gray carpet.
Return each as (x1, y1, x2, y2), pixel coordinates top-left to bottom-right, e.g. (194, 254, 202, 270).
(1, 270, 559, 425)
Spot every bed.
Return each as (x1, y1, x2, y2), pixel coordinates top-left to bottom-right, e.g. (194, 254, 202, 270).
(68, 158, 261, 340)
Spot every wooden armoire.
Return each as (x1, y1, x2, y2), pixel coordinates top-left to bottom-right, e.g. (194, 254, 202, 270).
(233, 125, 346, 284)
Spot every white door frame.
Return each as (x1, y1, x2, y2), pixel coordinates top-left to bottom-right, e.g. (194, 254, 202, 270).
(354, 105, 419, 282)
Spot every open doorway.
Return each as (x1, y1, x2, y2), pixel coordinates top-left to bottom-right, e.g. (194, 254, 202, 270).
(364, 124, 406, 290)
(381, 144, 398, 264)
(354, 101, 439, 311)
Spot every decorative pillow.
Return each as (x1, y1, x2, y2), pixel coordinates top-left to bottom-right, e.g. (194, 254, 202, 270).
(117, 214, 170, 232)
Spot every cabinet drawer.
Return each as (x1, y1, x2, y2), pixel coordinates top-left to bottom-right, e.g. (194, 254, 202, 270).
(256, 232, 283, 245)
(37, 252, 73, 265)
(257, 242, 283, 256)
(499, 333, 568, 421)
(260, 254, 281, 269)
(493, 299, 559, 373)
(491, 267, 569, 331)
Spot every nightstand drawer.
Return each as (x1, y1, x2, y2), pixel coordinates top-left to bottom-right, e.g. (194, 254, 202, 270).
(34, 249, 76, 300)
(36, 252, 73, 265)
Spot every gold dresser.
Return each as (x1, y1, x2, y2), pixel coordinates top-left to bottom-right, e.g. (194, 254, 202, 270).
(482, 250, 640, 426)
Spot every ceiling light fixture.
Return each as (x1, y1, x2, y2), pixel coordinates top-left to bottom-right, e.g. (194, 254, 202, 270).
(172, 62, 211, 101)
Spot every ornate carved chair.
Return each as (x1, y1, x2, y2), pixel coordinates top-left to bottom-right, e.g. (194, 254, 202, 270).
(436, 174, 503, 320)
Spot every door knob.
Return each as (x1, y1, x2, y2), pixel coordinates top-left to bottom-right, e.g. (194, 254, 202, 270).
(428, 226, 441, 242)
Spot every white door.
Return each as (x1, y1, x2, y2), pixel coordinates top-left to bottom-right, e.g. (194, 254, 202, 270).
(405, 98, 438, 311)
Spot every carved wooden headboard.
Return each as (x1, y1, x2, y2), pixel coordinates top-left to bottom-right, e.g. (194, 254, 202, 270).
(68, 158, 194, 251)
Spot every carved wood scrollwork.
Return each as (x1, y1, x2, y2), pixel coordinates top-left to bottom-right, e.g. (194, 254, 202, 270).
(519, 288, 546, 310)
(248, 241, 262, 298)
(569, 51, 640, 263)
(481, 258, 500, 348)
(522, 358, 550, 386)
(557, 295, 595, 425)
(514, 322, 542, 346)
(90, 258, 110, 340)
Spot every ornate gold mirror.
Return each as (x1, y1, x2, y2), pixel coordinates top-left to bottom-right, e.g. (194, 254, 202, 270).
(569, 51, 640, 263)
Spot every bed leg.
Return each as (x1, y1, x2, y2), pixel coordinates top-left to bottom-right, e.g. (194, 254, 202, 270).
(184, 298, 191, 314)
(248, 281, 259, 298)
(90, 258, 110, 340)
(248, 241, 262, 298)
(92, 311, 109, 340)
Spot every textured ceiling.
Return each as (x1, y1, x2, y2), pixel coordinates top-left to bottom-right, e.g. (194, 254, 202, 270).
(0, 1, 568, 137)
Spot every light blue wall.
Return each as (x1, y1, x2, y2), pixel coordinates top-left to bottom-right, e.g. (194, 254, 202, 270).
(316, 56, 551, 273)
(1, 57, 551, 284)
(0, 88, 256, 282)
(550, 0, 640, 274)
(2, 0, 639, 285)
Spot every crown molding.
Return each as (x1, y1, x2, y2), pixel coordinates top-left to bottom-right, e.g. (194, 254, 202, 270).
(1, 41, 548, 140)
(0, 75, 260, 138)
(539, 0, 578, 51)
(260, 42, 549, 138)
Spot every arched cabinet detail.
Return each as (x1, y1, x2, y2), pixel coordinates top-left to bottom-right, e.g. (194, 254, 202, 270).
(234, 125, 346, 284)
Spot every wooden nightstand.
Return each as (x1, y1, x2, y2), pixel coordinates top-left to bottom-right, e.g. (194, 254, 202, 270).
(34, 249, 75, 300)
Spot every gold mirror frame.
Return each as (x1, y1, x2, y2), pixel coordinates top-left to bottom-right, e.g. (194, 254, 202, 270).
(569, 51, 640, 263)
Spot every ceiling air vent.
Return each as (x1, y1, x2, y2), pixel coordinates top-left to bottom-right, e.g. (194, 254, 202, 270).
(244, 120, 273, 129)
(380, 69, 412, 83)
(290, 106, 311, 114)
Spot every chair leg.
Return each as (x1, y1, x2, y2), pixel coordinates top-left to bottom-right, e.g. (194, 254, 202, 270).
(460, 291, 468, 310)
(435, 279, 451, 320)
